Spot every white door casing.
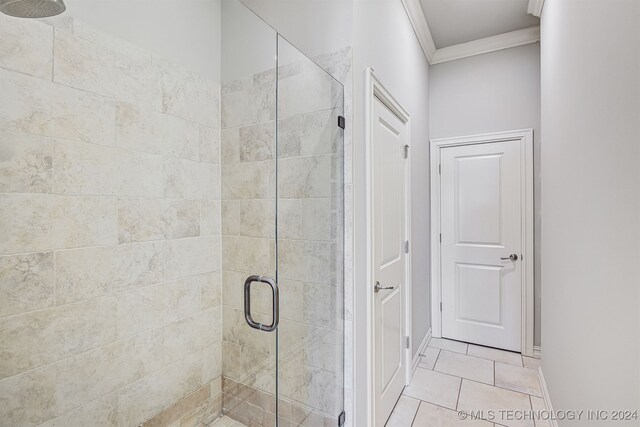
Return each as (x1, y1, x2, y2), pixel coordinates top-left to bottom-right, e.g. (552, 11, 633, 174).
(367, 71, 411, 427)
(430, 130, 534, 356)
(441, 141, 522, 351)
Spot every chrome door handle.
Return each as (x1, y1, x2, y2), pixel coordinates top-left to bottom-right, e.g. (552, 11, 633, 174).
(374, 281, 395, 293)
(500, 254, 519, 261)
(244, 275, 279, 332)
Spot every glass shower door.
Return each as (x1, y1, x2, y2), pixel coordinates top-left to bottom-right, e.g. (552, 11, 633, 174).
(275, 36, 345, 426)
(220, 1, 278, 426)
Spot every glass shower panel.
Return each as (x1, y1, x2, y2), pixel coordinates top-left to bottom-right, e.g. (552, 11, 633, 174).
(220, 1, 278, 425)
(276, 36, 345, 426)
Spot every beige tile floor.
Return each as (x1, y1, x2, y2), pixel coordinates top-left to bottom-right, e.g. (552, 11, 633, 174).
(209, 415, 247, 426)
(386, 339, 548, 427)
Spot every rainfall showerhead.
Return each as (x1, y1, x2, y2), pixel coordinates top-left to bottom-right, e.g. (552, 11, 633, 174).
(0, 0, 66, 18)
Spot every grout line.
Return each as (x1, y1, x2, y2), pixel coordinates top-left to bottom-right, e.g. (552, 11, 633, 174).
(455, 378, 463, 410)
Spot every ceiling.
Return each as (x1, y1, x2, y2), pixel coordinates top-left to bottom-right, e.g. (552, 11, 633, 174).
(420, 0, 540, 49)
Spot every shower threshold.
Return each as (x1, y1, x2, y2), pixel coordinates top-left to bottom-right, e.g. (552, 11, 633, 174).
(209, 415, 247, 427)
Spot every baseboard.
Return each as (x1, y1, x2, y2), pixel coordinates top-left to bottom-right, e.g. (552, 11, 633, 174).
(533, 345, 542, 359)
(538, 368, 558, 427)
(412, 328, 432, 374)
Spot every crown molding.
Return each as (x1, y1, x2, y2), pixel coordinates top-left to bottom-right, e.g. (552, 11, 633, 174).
(401, 0, 540, 65)
(401, 0, 436, 63)
(431, 26, 540, 64)
(527, 0, 545, 17)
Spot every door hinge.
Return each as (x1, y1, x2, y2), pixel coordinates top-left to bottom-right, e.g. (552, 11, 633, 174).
(404, 240, 409, 253)
(440, 302, 442, 312)
(439, 164, 442, 175)
(405, 336, 410, 349)
(404, 144, 409, 159)
(337, 116, 346, 129)
(338, 410, 346, 426)
(439, 233, 442, 243)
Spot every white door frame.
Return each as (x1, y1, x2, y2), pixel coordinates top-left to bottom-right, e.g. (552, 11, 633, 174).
(429, 129, 535, 357)
(364, 68, 413, 425)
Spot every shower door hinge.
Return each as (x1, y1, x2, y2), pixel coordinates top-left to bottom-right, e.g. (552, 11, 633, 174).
(439, 233, 442, 243)
(440, 302, 443, 312)
(338, 116, 346, 129)
(405, 336, 410, 349)
(338, 410, 346, 426)
(404, 240, 409, 253)
(404, 144, 409, 159)
(439, 164, 441, 175)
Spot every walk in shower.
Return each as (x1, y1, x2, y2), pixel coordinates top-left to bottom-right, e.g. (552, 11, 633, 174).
(0, 0, 344, 426)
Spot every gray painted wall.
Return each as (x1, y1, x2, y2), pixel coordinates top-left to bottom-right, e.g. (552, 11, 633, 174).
(540, 0, 640, 417)
(429, 44, 542, 346)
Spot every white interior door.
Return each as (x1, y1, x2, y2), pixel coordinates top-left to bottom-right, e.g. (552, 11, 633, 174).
(372, 95, 407, 426)
(440, 140, 522, 352)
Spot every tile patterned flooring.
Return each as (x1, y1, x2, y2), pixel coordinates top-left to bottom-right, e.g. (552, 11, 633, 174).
(386, 338, 547, 427)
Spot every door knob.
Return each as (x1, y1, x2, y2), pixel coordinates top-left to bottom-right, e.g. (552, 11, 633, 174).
(500, 254, 519, 261)
(374, 281, 395, 293)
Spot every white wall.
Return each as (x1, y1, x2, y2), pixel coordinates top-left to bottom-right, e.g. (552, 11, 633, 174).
(66, 0, 221, 80)
(240, 0, 352, 60)
(429, 44, 542, 346)
(540, 0, 640, 417)
(352, 0, 430, 424)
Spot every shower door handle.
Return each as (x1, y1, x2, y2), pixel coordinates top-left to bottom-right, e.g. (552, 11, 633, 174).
(244, 275, 279, 332)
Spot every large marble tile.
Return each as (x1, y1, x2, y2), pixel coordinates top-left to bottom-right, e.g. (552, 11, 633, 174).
(0, 131, 53, 193)
(419, 346, 441, 370)
(0, 194, 117, 254)
(0, 69, 116, 146)
(222, 199, 275, 238)
(278, 239, 332, 284)
(495, 362, 542, 397)
(0, 252, 54, 317)
(221, 161, 271, 200)
(428, 338, 469, 354)
(53, 138, 115, 195)
(434, 350, 494, 385)
(164, 236, 221, 281)
(403, 368, 461, 410)
(163, 308, 221, 365)
(114, 148, 165, 197)
(221, 79, 275, 129)
(0, 14, 53, 79)
(54, 30, 161, 110)
(117, 349, 204, 427)
(116, 102, 200, 160)
(278, 155, 332, 198)
(239, 121, 275, 162)
(278, 199, 303, 240)
(301, 198, 334, 241)
(468, 344, 523, 367)
(55, 241, 164, 304)
(201, 200, 221, 236)
(278, 68, 333, 118)
(458, 380, 533, 427)
(0, 363, 58, 426)
(160, 60, 220, 127)
(116, 279, 200, 339)
(385, 395, 420, 427)
(299, 109, 340, 156)
(0, 297, 116, 379)
(413, 401, 494, 427)
(222, 236, 272, 274)
(221, 127, 240, 164)
(164, 158, 220, 200)
(117, 198, 200, 243)
(200, 271, 222, 309)
(53, 328, 165, 414)
(200, 126, 221, 164)
(38, 392, 117, 427)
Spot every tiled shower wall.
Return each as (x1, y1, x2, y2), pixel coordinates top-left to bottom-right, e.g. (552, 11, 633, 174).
(219, 48, 349, 426)
(0, 15, 223, 427)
